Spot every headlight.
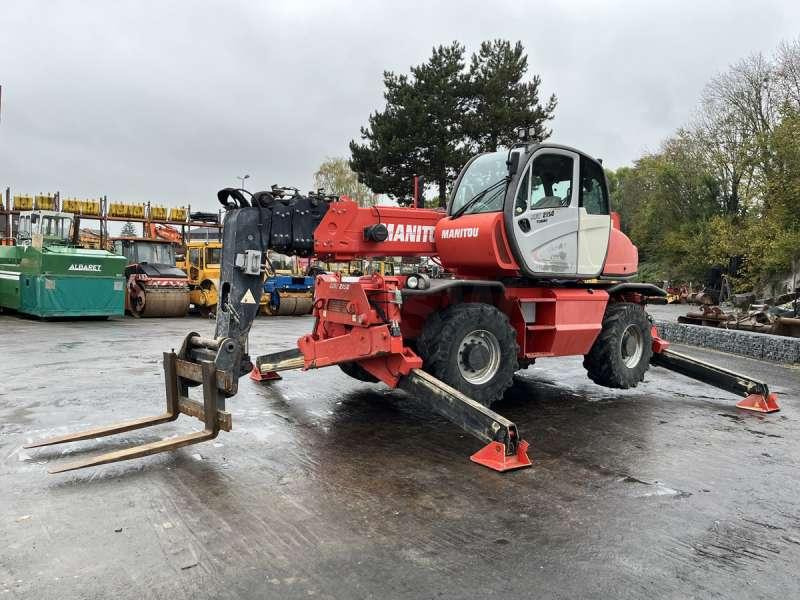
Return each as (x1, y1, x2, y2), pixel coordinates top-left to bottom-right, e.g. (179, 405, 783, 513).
(405, 273, 430, 291)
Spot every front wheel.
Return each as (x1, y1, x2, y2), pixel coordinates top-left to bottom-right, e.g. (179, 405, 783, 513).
(583, 302, 652, 389)
(418, 303, 519, 407)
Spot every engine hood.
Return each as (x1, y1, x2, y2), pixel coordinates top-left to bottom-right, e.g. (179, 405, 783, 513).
(132, 262, 188, 278)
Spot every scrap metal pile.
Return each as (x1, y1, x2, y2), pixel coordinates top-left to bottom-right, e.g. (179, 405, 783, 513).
(679, 292, 800, 338)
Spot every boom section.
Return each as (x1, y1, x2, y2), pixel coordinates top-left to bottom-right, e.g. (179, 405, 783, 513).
(313, 202, 443, 260)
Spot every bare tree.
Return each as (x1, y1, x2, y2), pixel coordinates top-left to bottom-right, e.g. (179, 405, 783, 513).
(776, 37, 800, 109)
(705, 53, 778, 142)
(691, 51, 783, 214)
(314, 157, 377, 207)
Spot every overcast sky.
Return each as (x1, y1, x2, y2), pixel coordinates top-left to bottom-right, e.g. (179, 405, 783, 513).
(2, 0, 800, 214)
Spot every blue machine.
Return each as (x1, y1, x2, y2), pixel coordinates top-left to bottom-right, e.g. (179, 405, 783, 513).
(261, 274, 315, 315)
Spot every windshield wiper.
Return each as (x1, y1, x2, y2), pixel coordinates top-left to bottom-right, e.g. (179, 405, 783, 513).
(451, 178, 508, 220)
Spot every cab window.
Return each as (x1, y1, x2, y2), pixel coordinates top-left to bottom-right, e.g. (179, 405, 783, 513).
(205, 247, 221, 265)
(18, 216, 31, 238)
(529, 154, 573, 210)
(580, 157, 609, 215)
(189, 248, 201, 267)
(514, 168, 530, 215)
(450, 151, 509, 216)
(42, 216, 58, 237)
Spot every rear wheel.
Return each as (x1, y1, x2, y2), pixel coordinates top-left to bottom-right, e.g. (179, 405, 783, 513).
(338, 360, 379, 383)
(583, 302, 652, 388)
(418, 303, 519, 406)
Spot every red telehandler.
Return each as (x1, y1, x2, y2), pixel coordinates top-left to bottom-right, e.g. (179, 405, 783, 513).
(26, 142, 779, 473)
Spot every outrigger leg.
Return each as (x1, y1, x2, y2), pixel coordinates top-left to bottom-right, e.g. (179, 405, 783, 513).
(650, 329, 779, 413)
(399, 368, 531, 472)
(252, 349, 532, 472)
(249, 348, 306, 382)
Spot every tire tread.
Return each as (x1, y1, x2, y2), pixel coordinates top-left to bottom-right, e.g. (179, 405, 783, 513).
(583, 302, 652, 389)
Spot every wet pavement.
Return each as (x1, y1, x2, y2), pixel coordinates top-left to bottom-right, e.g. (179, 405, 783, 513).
(1, 312, 799, 599)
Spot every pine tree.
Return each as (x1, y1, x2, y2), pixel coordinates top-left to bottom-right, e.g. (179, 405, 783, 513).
(466, 40, 557, 152)
(350, 42, 471, 206)
(120, 221, 137, 237)
(350, 40, 557, 206)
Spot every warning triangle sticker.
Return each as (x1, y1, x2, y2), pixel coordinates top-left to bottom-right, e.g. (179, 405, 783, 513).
(242, 289, 257, 304)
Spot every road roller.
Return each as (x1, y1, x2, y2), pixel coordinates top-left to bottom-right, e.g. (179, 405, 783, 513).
(261, 274, 314, 315)
(111, 237, 190, 317)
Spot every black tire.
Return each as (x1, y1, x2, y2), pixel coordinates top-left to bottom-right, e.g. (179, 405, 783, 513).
(416, 308, 446, 360)
(418, 303, 519, 406)
(339, 360, 379, 383)
(583, 302, 652, 389)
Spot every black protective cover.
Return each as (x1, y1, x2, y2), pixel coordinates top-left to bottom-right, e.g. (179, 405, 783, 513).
(291, 195, 330, 256)
(269, 198, 295, 253)
(126, 263, 188, 279)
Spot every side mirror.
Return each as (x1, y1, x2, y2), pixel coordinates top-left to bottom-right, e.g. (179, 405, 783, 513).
(507, 152, 520, 177)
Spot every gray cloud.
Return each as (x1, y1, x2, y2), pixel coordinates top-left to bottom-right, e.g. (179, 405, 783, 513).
(2, 0, 799, 214)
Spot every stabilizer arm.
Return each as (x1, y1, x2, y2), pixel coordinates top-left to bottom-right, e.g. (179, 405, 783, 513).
(650, 329, 779, 413)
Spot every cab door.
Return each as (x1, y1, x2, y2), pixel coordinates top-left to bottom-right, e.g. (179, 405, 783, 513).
(577, 156, 611, 276)
(187, 247, 202, 282)
(510, 149, 579, 275)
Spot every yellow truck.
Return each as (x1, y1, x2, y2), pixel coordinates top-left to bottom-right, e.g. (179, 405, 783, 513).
(178, 240, 267, 317)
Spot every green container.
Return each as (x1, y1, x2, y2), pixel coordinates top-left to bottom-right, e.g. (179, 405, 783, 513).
(0, 244, 126, 318)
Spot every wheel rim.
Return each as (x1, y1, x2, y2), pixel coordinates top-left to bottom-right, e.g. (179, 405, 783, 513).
(620, 324, 644, 368)
(457, 329, 501, 385)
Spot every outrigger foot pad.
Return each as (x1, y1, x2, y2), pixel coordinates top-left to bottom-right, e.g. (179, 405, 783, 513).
(736, 393, 780, 413)
(249, 365, 281, 382)
(470, 440, 532, 472)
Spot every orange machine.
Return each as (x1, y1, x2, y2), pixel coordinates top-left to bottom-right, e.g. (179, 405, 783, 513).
(145, 223, 183, 244)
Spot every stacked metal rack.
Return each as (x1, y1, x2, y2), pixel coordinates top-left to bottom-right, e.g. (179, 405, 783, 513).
(1, 187, 222, 246)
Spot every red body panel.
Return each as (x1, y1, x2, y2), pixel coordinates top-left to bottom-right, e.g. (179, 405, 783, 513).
(314, 201, 638, 280)
(602, 221, 638, 277)
(502, 287, 608, 358)
(435, 213, 519, 277)
(301, 271, 610, 388)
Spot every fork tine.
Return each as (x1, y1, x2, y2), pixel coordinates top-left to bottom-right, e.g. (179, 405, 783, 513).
(24, 413, 177, 449)
(48, 429, 217, 474)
